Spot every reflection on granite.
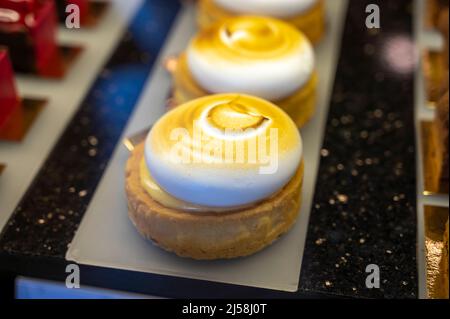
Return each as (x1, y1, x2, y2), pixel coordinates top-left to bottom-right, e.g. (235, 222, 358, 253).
(299, 0, 418, 298)
(0, 0, 180, 257)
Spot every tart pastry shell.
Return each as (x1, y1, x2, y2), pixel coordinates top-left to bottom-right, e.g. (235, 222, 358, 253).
(125, 143, 304, 260)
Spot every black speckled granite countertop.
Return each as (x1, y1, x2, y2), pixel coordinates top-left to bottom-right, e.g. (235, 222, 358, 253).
(0, 0, 418, 298)
(300, 0, 417, 299)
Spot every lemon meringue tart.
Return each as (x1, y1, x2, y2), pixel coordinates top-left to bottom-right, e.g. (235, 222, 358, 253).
(197, 0, 325, 44)
(125, 94, 304, 260)
(173, 16, 318, 128)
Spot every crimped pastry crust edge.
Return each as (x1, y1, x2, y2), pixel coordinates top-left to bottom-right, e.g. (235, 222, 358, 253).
(125, 143, 303, 260)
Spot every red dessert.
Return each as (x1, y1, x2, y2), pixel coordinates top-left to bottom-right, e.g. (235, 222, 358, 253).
(0, 49, 23, 140)
(0, 0, 59, 74)
(0, 0, 39, 12)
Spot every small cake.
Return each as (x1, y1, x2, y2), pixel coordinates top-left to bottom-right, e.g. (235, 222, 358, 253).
(0, 0, 58, 74)
(429, 91, 449, 193)
(197, 0, 325, 44)
(0, 49, 23, 140)
(55, 0, 89, 25)
(126, 94, 304, 260)
(173, 16, 317, 128)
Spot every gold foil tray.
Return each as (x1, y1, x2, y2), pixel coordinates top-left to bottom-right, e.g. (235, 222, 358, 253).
(19, 45, 83, 79)
(425, 206, 449, 299)
(420, 121, 449, 195)
(0, 98, 47, 142)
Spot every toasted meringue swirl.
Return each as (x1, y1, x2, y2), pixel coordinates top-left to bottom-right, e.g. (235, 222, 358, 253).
(187, 16, 315, 101)
(144, 94, 303, 208)
(213, 0, 318, 18)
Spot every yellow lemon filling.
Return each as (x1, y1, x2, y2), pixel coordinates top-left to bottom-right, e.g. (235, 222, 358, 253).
(139, 158, 249, 212)
(140, 158, 305, 212)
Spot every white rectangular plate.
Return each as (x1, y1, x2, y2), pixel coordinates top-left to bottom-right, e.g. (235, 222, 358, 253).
(66, 0, 348, 293)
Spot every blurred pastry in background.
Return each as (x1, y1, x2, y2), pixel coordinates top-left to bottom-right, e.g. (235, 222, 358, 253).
(424, 53, 448, 103)
(428, 91, 449, 193)
(173, 16, 317, 128)
(424, 6, 449, 103)
(126, 94, 304, 260)
(423, 13, 448, 292)
(426, 0, 449, 29)
(437, 8, 449, 99)
(197, 0, 325, 44)
(438, 7, 449, 69)
(0, 0, 59, 74)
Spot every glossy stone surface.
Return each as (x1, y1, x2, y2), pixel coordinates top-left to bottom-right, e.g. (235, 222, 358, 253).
(299, 0, 418, 298)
